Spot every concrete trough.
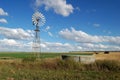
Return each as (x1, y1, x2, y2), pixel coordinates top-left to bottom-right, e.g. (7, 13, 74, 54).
(61, 54, 95, 64)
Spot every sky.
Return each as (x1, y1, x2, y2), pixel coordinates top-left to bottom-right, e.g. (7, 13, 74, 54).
(0, 0, 120, 52)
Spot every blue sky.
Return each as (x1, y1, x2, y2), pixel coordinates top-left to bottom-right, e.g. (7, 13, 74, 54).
(0, 0, 120, 52)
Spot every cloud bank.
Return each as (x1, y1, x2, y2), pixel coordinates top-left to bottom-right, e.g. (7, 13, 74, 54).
(59, 27, 120, 45)
(0, 27, 120, 52)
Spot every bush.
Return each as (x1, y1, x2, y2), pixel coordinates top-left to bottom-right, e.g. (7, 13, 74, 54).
(22, 56, 37, 62)
(95, 60, 120, 71)
(56, 59, 86, 70)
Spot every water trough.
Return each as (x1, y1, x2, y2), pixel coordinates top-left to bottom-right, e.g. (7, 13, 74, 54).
(61, 54, 95, 64)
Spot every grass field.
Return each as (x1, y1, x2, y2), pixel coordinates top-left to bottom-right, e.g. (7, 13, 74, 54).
(0, 51, 120, 80)
(0, 51, 119, 60)
(0, 52, 93, 59)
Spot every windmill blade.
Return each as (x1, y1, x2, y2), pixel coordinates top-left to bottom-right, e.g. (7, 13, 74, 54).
(32, 11, 46, 27)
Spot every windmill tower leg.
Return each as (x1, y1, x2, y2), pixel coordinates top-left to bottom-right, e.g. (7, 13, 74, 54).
(32, 11, 45, 59)
(32, 29, 40, 58)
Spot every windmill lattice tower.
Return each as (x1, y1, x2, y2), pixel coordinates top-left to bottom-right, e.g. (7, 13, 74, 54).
(32, 11, 45, 58)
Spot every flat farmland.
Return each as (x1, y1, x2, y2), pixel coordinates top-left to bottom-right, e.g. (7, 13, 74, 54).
(0, 52, 93, 59)
(0, 51, 119, 60)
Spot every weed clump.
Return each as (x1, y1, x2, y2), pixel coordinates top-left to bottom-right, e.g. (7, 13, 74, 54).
(95, 60, 120, 71)
(22, 56, 36, 62)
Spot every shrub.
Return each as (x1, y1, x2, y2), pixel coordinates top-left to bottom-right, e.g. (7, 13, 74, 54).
(57, 59, 84, 70)
(95, 60, 120, 71)
(22, 56, 36, 62)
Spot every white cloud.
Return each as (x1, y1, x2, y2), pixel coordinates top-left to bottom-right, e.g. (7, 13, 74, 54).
(0, 38, 20, 46)
(103, 30, 112, 34)
(0, 27, 33, 40)
(0, 8, 8, 24)
(78, 43, 120, 51)
(0, 39, 21, 51)
(43, 26, 50, 32)
(0, 27, 119, 52)
(0, 18, 8, 23)
(0, 38, 32, 51)
(93, 23, 100, 27)
(40, 42, 74, 52)
(35, 0, 74, 16)
(0, 38, 120, 52)
(80, 43, 108, 50)
(45, 26, 50, 31)
(48, 32, 53, 37)
(0, 8, 8, 16)
(59, 27, 120, 44)
(40, 43, 46, 48)
(40, 41, 120, 52)
(43, 26, 54, 37)
(0, 38, 74, 52)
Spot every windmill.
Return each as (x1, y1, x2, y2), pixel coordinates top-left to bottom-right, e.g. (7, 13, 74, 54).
(32, 11, 45, 58)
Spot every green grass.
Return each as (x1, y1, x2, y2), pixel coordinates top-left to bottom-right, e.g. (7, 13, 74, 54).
(0, 52, 93, 59)
(0, 52, 30, 58)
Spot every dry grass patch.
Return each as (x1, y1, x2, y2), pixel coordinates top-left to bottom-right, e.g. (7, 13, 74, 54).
(95, 52, 120, 61)
(0, 57, 120, 80)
